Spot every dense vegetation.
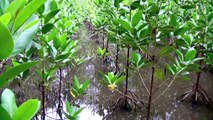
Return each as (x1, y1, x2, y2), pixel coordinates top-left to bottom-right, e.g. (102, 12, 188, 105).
(0, 0, 212, 120)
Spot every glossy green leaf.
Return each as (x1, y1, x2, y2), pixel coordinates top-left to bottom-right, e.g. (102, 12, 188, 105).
(1, 89, 17, 117)
(130, 0, 141, 10)
(169, 14, 178, 27)
(184, 48, 197, 61)
(181, 5, 195, 9)
(0, 13, 11, 25)
(0, 61, 38, 88)
(42, 23, 54, 34)
(50, 0, 58, 11)
(174, 27, 188, 36)
(11, 21, 39, 56)
(176, 49, 184, 62)
(13, 0, 46, 32)
(131, 10, 142, 27)
(148, 3, 159, 15)
(12, 99, 40, 120)
(23, 19, 39, 31)
(73, 107, 84, 117)
(117, 18, 132, 33)
(206, 52, 213, 59)
(0, 21, 14, 60)
(0, 105, 12, 120)
(139, 28, 149, 38)
(73, 76, 80, 88)
(158, 46, 174, 57)
(44, 9, 60, 24)
(4, 0, 26, 16)
(81, 80, 90, 90)
(114, 0, 123, 8)
(131, 52, 141, 64)
(115, 76, 125, 85)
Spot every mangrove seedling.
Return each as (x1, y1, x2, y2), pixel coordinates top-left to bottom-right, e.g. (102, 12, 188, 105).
(70, 76, 90, 98)
(63, 101, 84, 120)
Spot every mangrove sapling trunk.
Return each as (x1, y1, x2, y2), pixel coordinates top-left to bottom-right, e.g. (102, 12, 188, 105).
(41, 61, 45, 120)
(102, 27, 105, 49)
(57, 67, 63, 119)
(115, 44, 119, 74)
(146, 66, 155, 120)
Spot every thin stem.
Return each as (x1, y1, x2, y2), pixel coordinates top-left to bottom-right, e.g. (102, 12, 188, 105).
(115, 44, 119, 74)
(102, 27, 105, 49)
(152, 75, 177, 102)
(146, 66, 155, 120)
(125, 47, 130, 91)
(41, 60, 45, 120)
(57, 67, 63, 119)
(137, 69, 150, 95)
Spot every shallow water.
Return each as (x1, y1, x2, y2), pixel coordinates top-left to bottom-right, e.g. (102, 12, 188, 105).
(5, 27, 213, 120)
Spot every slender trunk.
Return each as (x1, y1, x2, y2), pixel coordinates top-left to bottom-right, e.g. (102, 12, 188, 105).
(57, 67, 63, 119)
(194, 50, 203, 103)
(42, 83, 45, 120)
(41, 62, 45, 120)
(102, 28, 105, 49)
(147, 66, 155, 120)
(125, 47, 130, 91)
(115, 44, 119, 74)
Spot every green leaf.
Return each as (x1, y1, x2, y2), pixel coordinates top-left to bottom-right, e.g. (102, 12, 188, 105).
(73, 76, 80, 88)
(131, 10, 142, 27)
(169, 14, 178, 27)
(73, 107, 84, 117)
(13, 0, 46, 32)
(184, 48, 197, 61)
(50, 0, 58, 11)
(115, 76, 125, 85)
(205, 52, 213, 59)
(11, 21, 39, 56)
(65, 101, 72, 114)
(12, 99, 40, 120)
(139, 28, 149, 38)
(148, 3, 159, 15)
(181, 5, 195, 9)
(130, 0, 141, 10)
(44, 9, 60, 24)
(1, 89, 17, 117)
(117, 18, 133, 33)
(42, 23, 54, 34)
(158, 46, 174, 57)
(4, 0, 26, 16)
(0, 105, 12, 120)
(176, 49, 184, 62)
(174, 27, 188, 36)
(0, 21, 14, 60)
(154, 69, 164, 80)
(114, 0, 123, 8)
(81, 80, 90, 91)
(23, 19, 39, 31)
(0, 13, 11, 25)
(131, 52, 141, 64)
(0, 61, 38, 88)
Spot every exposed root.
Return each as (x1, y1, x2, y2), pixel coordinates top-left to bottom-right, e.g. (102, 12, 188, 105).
(113, 89, 144, 111)
(179, 84, 213, 107)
